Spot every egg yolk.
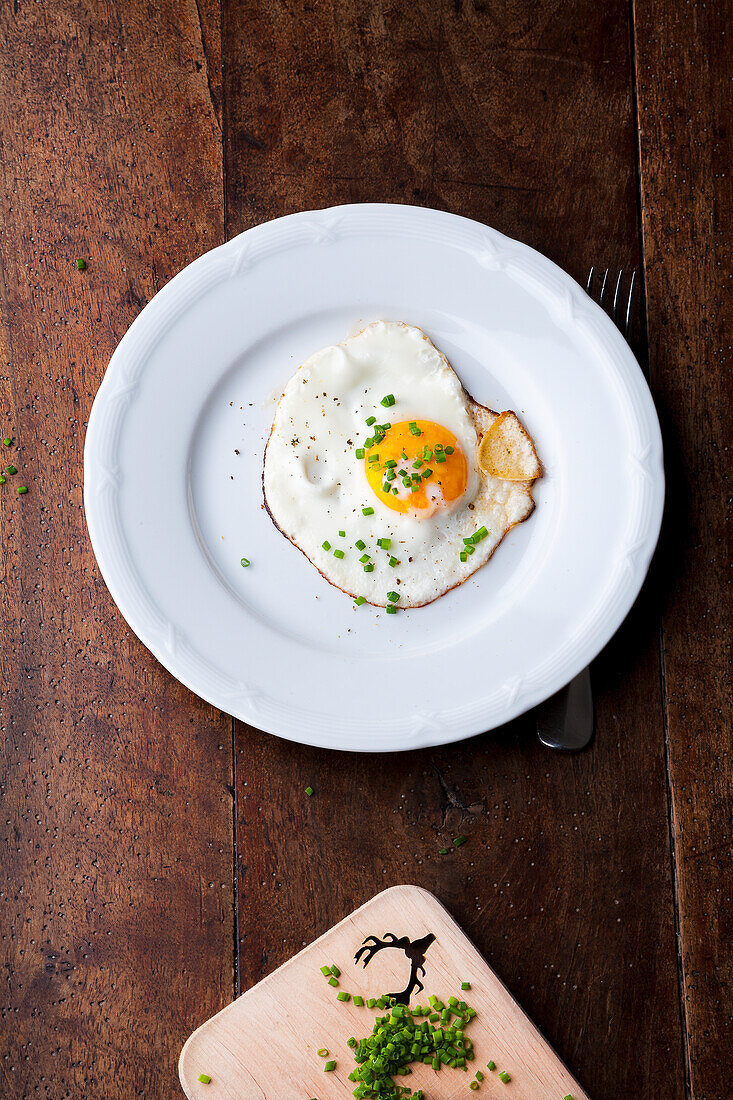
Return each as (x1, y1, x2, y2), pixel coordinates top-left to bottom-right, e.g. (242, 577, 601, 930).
(364, 420, 469, 515)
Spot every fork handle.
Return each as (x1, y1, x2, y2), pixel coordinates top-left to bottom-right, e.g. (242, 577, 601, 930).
(535, 667, 594, 750)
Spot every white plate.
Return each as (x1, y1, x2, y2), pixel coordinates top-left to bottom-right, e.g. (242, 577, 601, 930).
(84, 204, 663, 752)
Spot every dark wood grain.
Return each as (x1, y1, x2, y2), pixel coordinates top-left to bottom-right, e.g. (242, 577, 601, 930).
(1, 0, 727, 1097)
(0, 2, 230, 1098)
(225, 2, 685, 1097)
(632, 2, 732, 1096)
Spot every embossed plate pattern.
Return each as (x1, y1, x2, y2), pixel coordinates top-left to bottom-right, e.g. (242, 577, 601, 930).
(83, 204, 664, 751)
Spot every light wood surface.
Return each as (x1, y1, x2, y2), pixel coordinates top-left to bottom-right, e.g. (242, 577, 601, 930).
(179, 886, 588, 1100)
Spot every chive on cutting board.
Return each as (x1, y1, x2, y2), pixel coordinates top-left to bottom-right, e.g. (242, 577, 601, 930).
(179, 885, 589, 1100)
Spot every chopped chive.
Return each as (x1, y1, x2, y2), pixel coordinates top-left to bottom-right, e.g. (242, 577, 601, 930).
(339, 530, 346, 537)
(438, 847, 449, 855)
(353, 995, 364, 1006)
(322, 541, 331, 551)
(324, 1060, 337, 1071)
(445, 446, 454, 454)
(421, 468, 433, 478)
(436, 453, 446, 463)
(453, 835, 468, 847)
(408, 422, 421, 436)
(320, 965, 331, 976)
(387, 591, 400, 602)
(363, 563, 374, 573)
(475, 1070, 482, 1081)
(366, 415, 377, 426)
(379, 423, 391, 431)
(472, 526, 489, 543)
(364, 437, 374, 448)
(2, 438, 11, 447)
(366, 998, 377, 1008)
(362, 507, 374, 516)
(386, 605, 397, 614)
(305, 786, 314, 797)
(75, 258, 86, 270)
(423, 448, 433, 460)
(355, 447, 365, 459)
(391, 488, 398, 495)
(434, 442, 444, 451)
(330, 965, 341, 977)
(355, 539, 366, 550)
(487, 1061, 496, 1072)
(564, 1096, 574, 1099)
(466, 545, 475, 555)
(317, 1048, 329, 1057)
(333, 548, 345, 559)
(328, 976, 339, 987)
(389, 556, 399, 567)
(402, 478, 411, 487)
(337, 991, 350, 1002)
(384, 459, 397, 468)
(381, 394, 395, 407)
(377, 538, 391, 550)
(469, 1082, 478, 1090)
(382, 484, 391, 493)
(6, 465, 17, 475)
(460, 551, 468, 562)
(498, 1071, 510, 1083)
(386, 469, 396, 481)
(368, 454, 380, 464)
(197, 1073, 212, 1084)
(360, 554, 371, 563)
(354, 596, 366, 606)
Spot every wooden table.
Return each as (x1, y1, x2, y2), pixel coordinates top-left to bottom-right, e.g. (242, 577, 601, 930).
(1, 2, 729, 1098)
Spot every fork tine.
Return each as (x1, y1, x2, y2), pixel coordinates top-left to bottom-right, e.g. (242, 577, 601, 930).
(612, 269, 624, 322)
(625, 270, 636, 337)
(586, 266, 594, 294)
(599, 267, 609, 307)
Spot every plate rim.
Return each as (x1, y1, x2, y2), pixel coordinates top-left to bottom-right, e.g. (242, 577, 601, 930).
(84, 202, 665, 751)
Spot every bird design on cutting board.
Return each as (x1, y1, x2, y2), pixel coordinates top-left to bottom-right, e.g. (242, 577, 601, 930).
(354, 932, 436, 1004)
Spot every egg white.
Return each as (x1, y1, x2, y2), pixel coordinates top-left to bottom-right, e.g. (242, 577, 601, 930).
(263, 321, 536, 607)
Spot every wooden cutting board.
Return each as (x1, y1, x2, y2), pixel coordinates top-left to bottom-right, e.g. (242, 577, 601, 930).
(179, 886, 589, 1100)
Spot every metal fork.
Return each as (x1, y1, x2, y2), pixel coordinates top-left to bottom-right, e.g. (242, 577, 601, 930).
(535, 267, 637, 751)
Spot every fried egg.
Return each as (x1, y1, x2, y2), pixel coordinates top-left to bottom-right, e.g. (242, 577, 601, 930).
(263, 321, 539, 608)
